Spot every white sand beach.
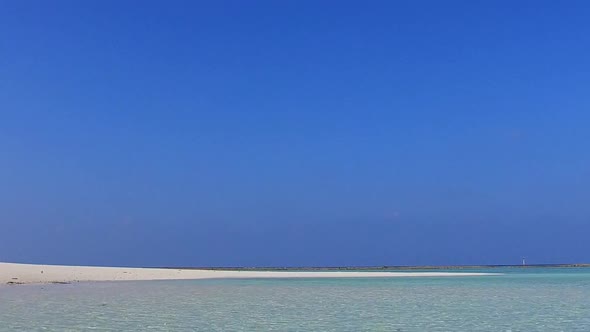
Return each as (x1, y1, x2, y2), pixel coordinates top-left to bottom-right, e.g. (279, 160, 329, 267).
(0, 262, 497, 285)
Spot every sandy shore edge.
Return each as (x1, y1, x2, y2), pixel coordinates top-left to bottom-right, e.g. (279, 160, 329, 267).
(1, 262, 499, 285)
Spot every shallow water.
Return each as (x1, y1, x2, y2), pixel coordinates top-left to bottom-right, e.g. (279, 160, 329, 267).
(1, 268, 589, 331)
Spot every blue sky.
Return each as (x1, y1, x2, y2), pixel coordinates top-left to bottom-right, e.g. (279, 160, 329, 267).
(1, 1, 589, 267)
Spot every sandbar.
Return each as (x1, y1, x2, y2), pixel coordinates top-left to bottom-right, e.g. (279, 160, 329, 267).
(0, 262, 498, 285)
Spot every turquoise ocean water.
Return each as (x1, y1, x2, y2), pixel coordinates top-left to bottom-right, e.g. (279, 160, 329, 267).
(1, 268, 589, 331)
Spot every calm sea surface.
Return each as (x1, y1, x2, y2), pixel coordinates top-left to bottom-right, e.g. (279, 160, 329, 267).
(1, 268, 589, 331)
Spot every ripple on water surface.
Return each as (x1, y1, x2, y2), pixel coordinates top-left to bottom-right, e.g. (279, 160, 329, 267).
(1, 270, 590, 331)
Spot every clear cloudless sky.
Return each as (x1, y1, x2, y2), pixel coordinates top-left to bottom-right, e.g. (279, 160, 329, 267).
(1, 1, 589, 267)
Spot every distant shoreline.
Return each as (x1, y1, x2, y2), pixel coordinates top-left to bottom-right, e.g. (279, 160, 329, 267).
(164, 264, 590, 271)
